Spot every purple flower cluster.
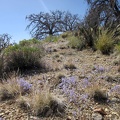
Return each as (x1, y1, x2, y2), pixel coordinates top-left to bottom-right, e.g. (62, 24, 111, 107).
(0, 117, 4, 120)
(80, 94, 88, 101)
(93, 65, 105, 73)
(109, 85, 120, 94)
(82, 78, 91, 88)
(58, 76, 89, 104)
(58, 76, 76, 88)
(18, 78, 32, 93)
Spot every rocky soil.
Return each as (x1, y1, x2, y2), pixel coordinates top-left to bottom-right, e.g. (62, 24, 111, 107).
(0, 39, 120, 120)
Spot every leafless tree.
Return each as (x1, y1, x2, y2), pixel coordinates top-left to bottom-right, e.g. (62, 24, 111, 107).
(61, 11, 80, 32)
(26, 10, 80, 39)
(0, 34, 11, 52)
(85, 0, 120, 28)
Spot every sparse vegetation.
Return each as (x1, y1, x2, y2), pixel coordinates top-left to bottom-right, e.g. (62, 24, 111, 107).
(44, 35, 60, 42)
(93, 89, 108, 103)
(64, 62, 76, 70)
(68, 36, 85, 50)
(95, 29, 114, 55)
(0, 3, 120, 119)
(3, 39, 44, 72)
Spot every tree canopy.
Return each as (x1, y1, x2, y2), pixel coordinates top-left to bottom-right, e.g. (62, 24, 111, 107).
(0, 33, 11, 52)
(85, 0, 120, 28)
(26, 10, 80, 39)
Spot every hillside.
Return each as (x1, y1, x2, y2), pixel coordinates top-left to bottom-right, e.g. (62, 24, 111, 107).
(0, 37, 120, 120)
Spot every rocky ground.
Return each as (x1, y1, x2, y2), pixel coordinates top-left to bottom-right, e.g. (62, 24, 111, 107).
(0, 39, 120, 120)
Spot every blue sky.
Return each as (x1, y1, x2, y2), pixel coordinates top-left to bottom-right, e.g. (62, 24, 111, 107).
(0, 0, 88, 43)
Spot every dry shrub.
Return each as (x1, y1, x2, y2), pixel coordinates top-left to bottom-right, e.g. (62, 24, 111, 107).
(95, 29, 114, 55)
(64, 62, 76, 70)
(30, 82, 66, 117)
(16, 96, 31, 111)
(0, 77, 32, 101)
(85, 82, 108, 103)
(68, 36, 85, 50)
(0, 80, 20, 101)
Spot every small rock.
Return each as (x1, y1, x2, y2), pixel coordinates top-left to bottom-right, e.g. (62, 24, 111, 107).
(0, 113, 4, 116)
(92, 113, 103, 120)
(94, 108, 107, 115)
(66, 116, 72, 120)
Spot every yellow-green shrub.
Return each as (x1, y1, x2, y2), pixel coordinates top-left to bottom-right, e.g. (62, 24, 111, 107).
(44, 35, 59, 42)
(115, 43, 120, 53)
(95, 30, 114, 55)
(19, 38, 41, 46)
(68, 36, 85, 50)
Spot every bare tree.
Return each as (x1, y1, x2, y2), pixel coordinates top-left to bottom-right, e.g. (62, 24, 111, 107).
(26, 10, 80, 39)
(0, 34, 11, 52)
(85, 0, 120, 28)
(61, 11, 80, 32)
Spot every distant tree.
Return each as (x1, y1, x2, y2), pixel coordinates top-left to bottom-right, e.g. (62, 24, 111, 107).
(79, 0, 120, 48)
(26, 10, 80, 39)
(0, 33, 11, 52)
(85, 0, 120, 28)
(61, 11, 80, 32)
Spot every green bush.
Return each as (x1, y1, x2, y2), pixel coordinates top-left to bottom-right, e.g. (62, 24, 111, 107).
(4, 42, 44, 72)
(115, 42, 120, 53)
(0, 53, 5, 79)
(79, 27, 98, 48)
(95, 30, 114, 55)
(44, 35, 59, 42)
(19, 38, 40, 46)
(68, 36, 85, 50)
(61, 33, 68, 39)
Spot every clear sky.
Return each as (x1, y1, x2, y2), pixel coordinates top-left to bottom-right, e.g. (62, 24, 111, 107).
(0, 0, 88, 43)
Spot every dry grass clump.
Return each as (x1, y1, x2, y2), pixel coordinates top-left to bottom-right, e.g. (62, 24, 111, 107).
(0, 77, 32, 101)
(118, 66, 120, 72)
(16, 96, 31, 111)
(32, 91, 65, 117)
(0, 80, 20, 101)
(93, 89, 108, 103)
(64, 62, 76, 70)
(57, 73, 65, 80)
(95, 29, 114, 55)
(30, 84, 66, 117)
(85, 82, 108, 103)
(68, 36, 85, 50)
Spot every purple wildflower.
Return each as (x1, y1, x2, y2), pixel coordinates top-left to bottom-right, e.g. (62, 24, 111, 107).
(80, 94, 88, 101)
(110, 85, 120, 94)
(0, 117, 4, 120)
(82, 78, 90, 88)
(69, 88, 78, 103)
(18, 78, 32, 93)
(98, 66, 105, 72)
(69, 76, 76, 85)
(93, 65, 105, 73)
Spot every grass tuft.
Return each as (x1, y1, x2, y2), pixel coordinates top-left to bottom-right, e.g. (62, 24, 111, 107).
(68, 36, 85, 50)
(95, 29, 114, 55)
(64, 62, 76, 70)
(93, 89, 108, 103)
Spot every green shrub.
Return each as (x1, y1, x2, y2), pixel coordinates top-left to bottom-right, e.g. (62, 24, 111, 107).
(19, 38, 41, 46)
(68, 36, 85, 50)
(45, 35, 59, 42)
(61, 33, 68, 39)
(115, 43, 120, 53)
(79, 27, 97, 48)
(0, 54, 4, 76)
(4, 43, 44, 71)
(95, 30, 114, 55)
